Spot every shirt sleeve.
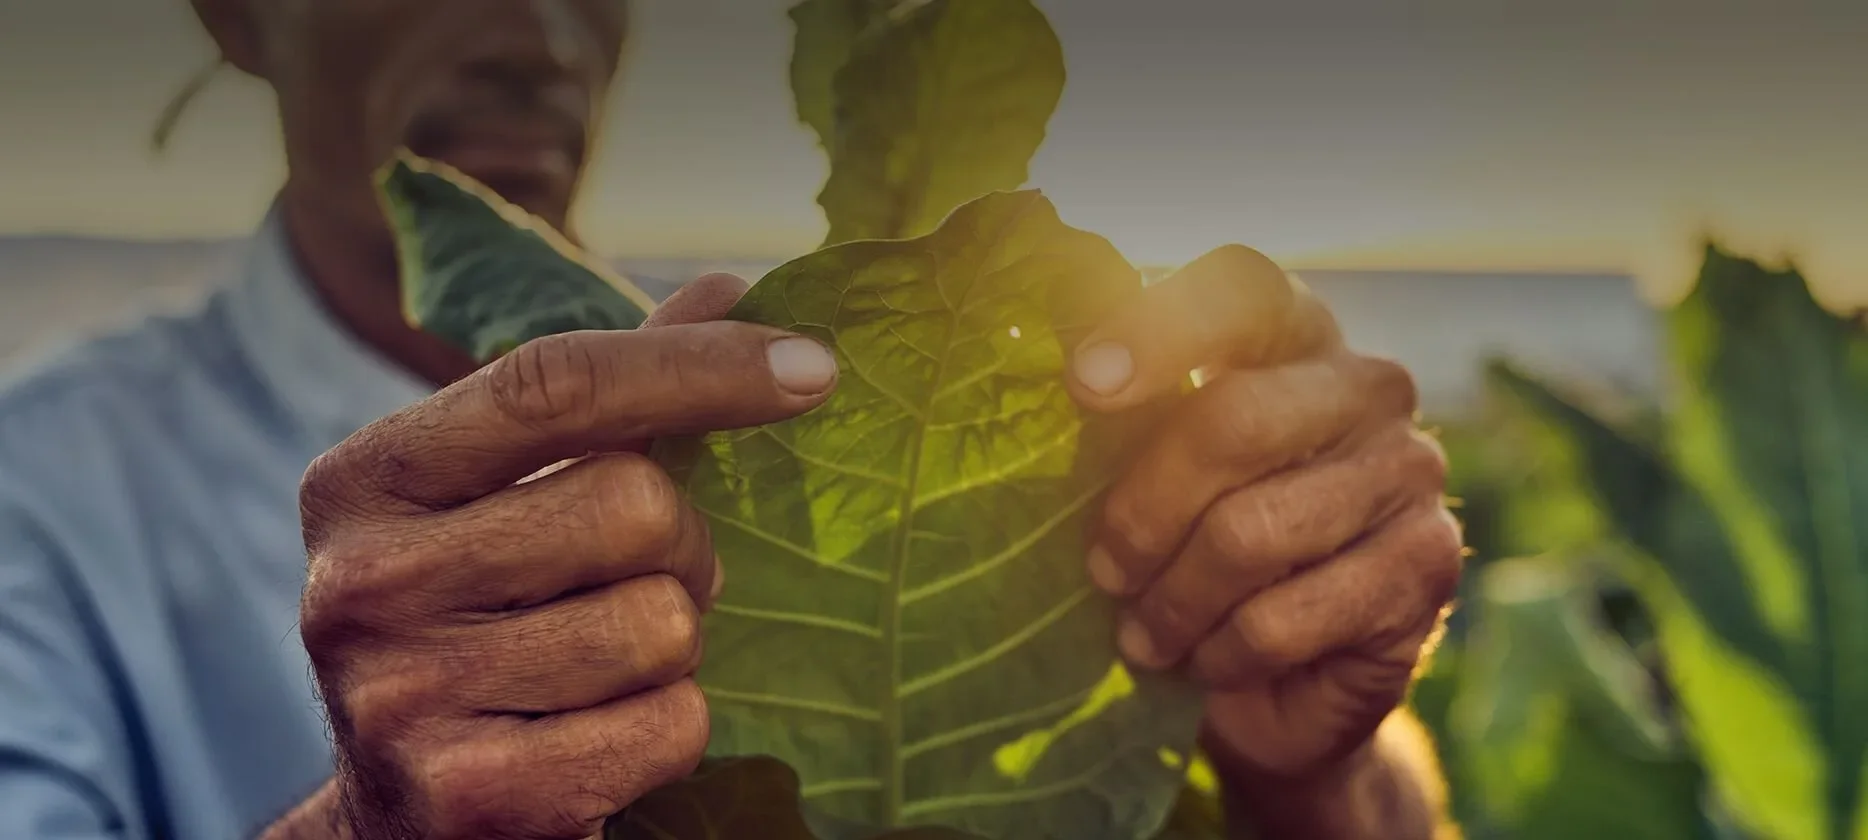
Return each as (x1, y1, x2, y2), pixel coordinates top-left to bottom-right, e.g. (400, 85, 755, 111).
(0, 496, 146, 839)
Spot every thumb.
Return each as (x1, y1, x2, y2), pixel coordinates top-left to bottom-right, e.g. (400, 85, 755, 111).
(641, 271, 752, 329)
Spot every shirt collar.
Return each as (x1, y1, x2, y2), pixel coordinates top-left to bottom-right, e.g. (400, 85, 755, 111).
(223, 203, 436, 452)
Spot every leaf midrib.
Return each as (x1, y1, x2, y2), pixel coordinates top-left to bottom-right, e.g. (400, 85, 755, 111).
(878, 195, 1037, 826)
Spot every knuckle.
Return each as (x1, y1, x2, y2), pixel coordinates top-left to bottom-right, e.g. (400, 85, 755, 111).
(297, 443, 380, 549)
(299, 544, 376, 658)
(299, 531, 424, 654)
(1205, 495, 1271, 565)
(1210, 376, 1272, 450)
(615, 575, 704, 680)
(1102, 492, 1176, 561)
(1133, 595, 1198, 651)
(1205, 244, 1291, 299)
(487, 332, 606, 429)
(1356, 356, 1420, 417)
(1398, 427, 1450, 490)
(416, 742, 516, 838)
(591, 454, 685, 557)
(651, 680, 712, 774)
(1411, 508, 1467, 603)
(339, 668, 438, 757)
(1230, 602, 1308, 671)
(604, 681, 711, 801)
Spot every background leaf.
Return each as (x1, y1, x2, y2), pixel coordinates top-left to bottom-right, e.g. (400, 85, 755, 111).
(653, 190, 1204, 840)
(788, 0, 894, 153)
(1447, 556, 1713, 840)
(1663, 245, 1868, 840)
(1482, 247, 1868, 840)
(378, 152, 656, 361)
(814, 0, 1065, 245)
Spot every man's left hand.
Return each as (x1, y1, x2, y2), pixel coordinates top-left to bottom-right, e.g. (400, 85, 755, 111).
(1067, 245, 1464, 783)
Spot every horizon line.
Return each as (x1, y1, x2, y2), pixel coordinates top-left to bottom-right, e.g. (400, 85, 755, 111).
(0, 231, 1635, 279)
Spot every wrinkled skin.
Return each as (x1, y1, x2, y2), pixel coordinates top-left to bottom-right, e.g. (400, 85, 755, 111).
(1071, 246, 1461, 838)
(290, 277, 828, 839)
(193, 1, 1461, 838)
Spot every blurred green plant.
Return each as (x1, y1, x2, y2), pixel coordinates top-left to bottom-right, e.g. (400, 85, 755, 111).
(1442, 244, 1868, 840)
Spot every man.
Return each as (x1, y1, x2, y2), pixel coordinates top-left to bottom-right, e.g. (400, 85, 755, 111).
(0, 0, 1462, 838)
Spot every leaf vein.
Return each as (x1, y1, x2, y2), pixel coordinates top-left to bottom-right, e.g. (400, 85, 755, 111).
(711, 604, 884, 638)
(800, 777, 886, 799)
(900, 481, 1103, 605)
(910, 425, 1079, 511)
(755, 427, 907, 488)
(704, 689, 883, 722)
(900, 683, 1097, 760)
(695, 506, 888, 583)
(898, 586, 1094, 698)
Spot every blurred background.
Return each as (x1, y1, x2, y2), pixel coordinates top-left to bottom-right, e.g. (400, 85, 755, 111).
(3, 1, 1865, 838)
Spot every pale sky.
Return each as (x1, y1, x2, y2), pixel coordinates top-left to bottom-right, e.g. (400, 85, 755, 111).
(1, 0, 1864, 305)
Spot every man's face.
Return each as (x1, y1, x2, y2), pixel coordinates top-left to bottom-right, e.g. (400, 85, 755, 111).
(217, 0, 629, 236)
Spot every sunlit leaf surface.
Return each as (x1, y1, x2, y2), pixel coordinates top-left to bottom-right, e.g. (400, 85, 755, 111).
(654, 190, 1204, 840)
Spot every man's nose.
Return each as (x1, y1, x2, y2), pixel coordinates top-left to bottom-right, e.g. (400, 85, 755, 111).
(462, 0, 608, 85)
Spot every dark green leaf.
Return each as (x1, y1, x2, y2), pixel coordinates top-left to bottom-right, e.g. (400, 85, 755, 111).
(606, 756, 819, 840)
(653, 190, 1204, 840)
(1448, 557, 1712, 840)
(788, 0, 894, 153)
(1480, 240, 1868, 840)
(1144, 784, 1226, 840)
(1663, 245, 1868, 840)
(815, 0, 1065, 245)
(378, 151, 656, 361)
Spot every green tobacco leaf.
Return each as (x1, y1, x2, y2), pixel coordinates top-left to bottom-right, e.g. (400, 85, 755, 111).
(606, 756, 820, 840)
(378, 151, 656, 361)
(815, 0, 1065, 245)
(1448, 556, 1712, 840)
(1663, 245, 1868, 839)
(788, 0, 893, 153)
(653, 190, 1204, 840)
(1486, 352, 1831, 839)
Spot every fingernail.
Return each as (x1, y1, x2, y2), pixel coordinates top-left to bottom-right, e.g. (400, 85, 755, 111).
(1118, 619, 1163, 669)
(1087, 545, 1126, 594)
(709, 556, 726, 601)
(1075, 342, 1133, 396)
(768, 336, 837, 394)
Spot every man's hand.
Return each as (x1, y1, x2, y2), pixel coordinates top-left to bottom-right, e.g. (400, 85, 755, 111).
(1068, 247, 1462, 837)
(287, 276, 838, 839)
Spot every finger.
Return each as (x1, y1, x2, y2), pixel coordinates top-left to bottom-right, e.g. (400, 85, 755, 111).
(1089, 357, 1419, 595)
(444, 574, 704, 714)
(641, 272, 750, 329)
(1115, 425, 1447, 670)
(1187, 504, 1463, 688)
(411, 452, 718, 611)
(1068, 245, 1342, 410)
(417, 679, 710, 838)
(302, 321, 838, 522)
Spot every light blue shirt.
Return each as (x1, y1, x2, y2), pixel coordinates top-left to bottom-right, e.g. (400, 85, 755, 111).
(0, 207, 676, 839)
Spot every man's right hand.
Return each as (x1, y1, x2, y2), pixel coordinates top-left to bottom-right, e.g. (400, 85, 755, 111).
(288, 279, 838, 839)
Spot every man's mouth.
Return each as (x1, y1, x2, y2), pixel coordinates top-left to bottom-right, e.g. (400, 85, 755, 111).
(404, 115, 586, 218)
(425, 137, 575, 187)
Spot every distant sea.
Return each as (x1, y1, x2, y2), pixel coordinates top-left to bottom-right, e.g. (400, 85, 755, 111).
(0, 234, 1662, 414)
